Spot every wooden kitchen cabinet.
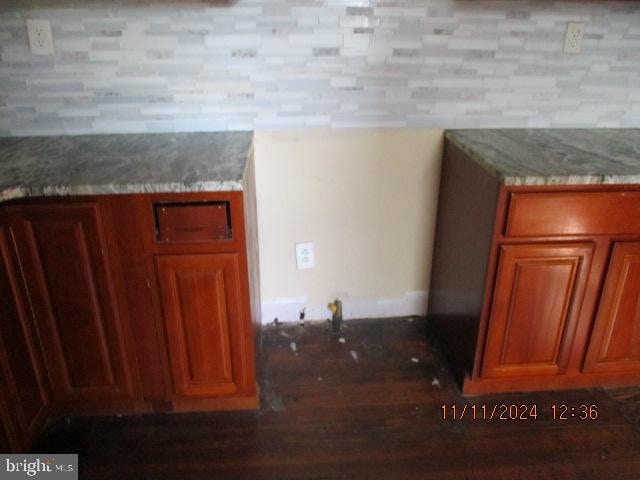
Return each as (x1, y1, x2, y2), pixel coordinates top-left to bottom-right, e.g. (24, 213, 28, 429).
(429, 136, 640, 394)
(0, 131, 259, 450)
(0, 188, 259, 450)
(144, 192, 258, 412)
(3, 203, 140, 408)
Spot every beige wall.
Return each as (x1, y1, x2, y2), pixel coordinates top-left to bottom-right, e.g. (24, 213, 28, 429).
(253, 128, 444, 323)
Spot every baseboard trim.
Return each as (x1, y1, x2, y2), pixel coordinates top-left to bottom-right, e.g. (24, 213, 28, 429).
(260, 290, 428, 324)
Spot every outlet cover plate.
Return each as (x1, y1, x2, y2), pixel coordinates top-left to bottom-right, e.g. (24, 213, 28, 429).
(564, 22, 584, 54)
(27, 19, 54, 56)
(295, 242, 315, 270)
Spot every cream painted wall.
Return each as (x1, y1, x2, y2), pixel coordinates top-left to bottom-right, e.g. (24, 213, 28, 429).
(253, 128, 444, 323)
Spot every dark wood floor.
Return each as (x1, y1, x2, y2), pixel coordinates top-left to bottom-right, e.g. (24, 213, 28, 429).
(34, 317, 640, 479)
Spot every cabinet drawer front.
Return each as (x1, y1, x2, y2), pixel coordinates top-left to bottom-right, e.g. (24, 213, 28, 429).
(155, 202, 231, 243)
(506, 192, 640, 237)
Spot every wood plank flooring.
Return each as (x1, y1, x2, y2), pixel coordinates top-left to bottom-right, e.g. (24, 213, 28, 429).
(33, 317, 640, 479)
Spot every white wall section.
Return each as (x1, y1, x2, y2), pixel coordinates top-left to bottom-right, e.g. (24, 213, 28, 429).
(254, 128, 443, 322)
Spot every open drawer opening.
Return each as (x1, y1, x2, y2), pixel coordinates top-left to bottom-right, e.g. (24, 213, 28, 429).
(154, 201, 232, 243)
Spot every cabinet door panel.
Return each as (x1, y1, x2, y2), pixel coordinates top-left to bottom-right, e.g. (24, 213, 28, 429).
(0, 228, 49, 447)
(8, 204, 133, 402)
(482, 243, 593, 378)
(156, 254, 246, 398)
(584, 242, 640, 373)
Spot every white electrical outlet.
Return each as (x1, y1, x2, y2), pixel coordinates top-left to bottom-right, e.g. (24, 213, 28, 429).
(295, 242, 315, 270)
(564, 22, 584, 54)
(27, 19, 54, 56)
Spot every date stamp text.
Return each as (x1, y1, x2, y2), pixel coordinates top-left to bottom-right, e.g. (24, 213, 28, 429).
(441, 403, 598, 421)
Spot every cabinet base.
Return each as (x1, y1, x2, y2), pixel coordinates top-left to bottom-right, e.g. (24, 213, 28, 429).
(48, 400, 154, 417)
(463, 372, 640, 396)
(170, 394, 259, 413)
(47, 395, 260, 416)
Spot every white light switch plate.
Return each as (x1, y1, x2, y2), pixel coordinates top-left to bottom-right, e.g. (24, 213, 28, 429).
(295, 242, 315, 270)
(27, 19, 54, 56)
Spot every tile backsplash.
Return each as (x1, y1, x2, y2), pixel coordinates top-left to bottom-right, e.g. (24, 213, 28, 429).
(1, 0, 639, 136)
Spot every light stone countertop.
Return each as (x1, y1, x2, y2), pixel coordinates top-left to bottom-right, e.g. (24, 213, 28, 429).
(0, 132, 252, 202)
(445, 129, 640, 186)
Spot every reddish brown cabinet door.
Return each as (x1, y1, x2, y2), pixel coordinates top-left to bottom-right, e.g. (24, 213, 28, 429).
(6, 203, 136, 404)
(482, 243, 594, 378)
(584, 242, 640, 374)
(0, 226, 49, 450)
(156, 254, 249, 398)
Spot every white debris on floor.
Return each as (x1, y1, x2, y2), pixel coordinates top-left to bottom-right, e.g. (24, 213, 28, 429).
(290, 342, 297, 353)
(338, 337, 346, 343)
(317, 377, 323, 382)
(264, 387, 285, 412)
(411, 357, 419, 363)
(350, 350, 358, 362)
(432, 377, 441, 388)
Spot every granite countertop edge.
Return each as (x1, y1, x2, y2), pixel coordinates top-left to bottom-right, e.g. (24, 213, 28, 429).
(444, 129, 640, 186)
(0, 180, 245, 203)
(501, 174, 640, 186)
(0, 131, 253, 203)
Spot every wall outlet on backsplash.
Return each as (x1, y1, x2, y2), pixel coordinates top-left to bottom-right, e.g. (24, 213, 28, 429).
(564, 22, 584, 54)
(26, 19, 54, 56)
